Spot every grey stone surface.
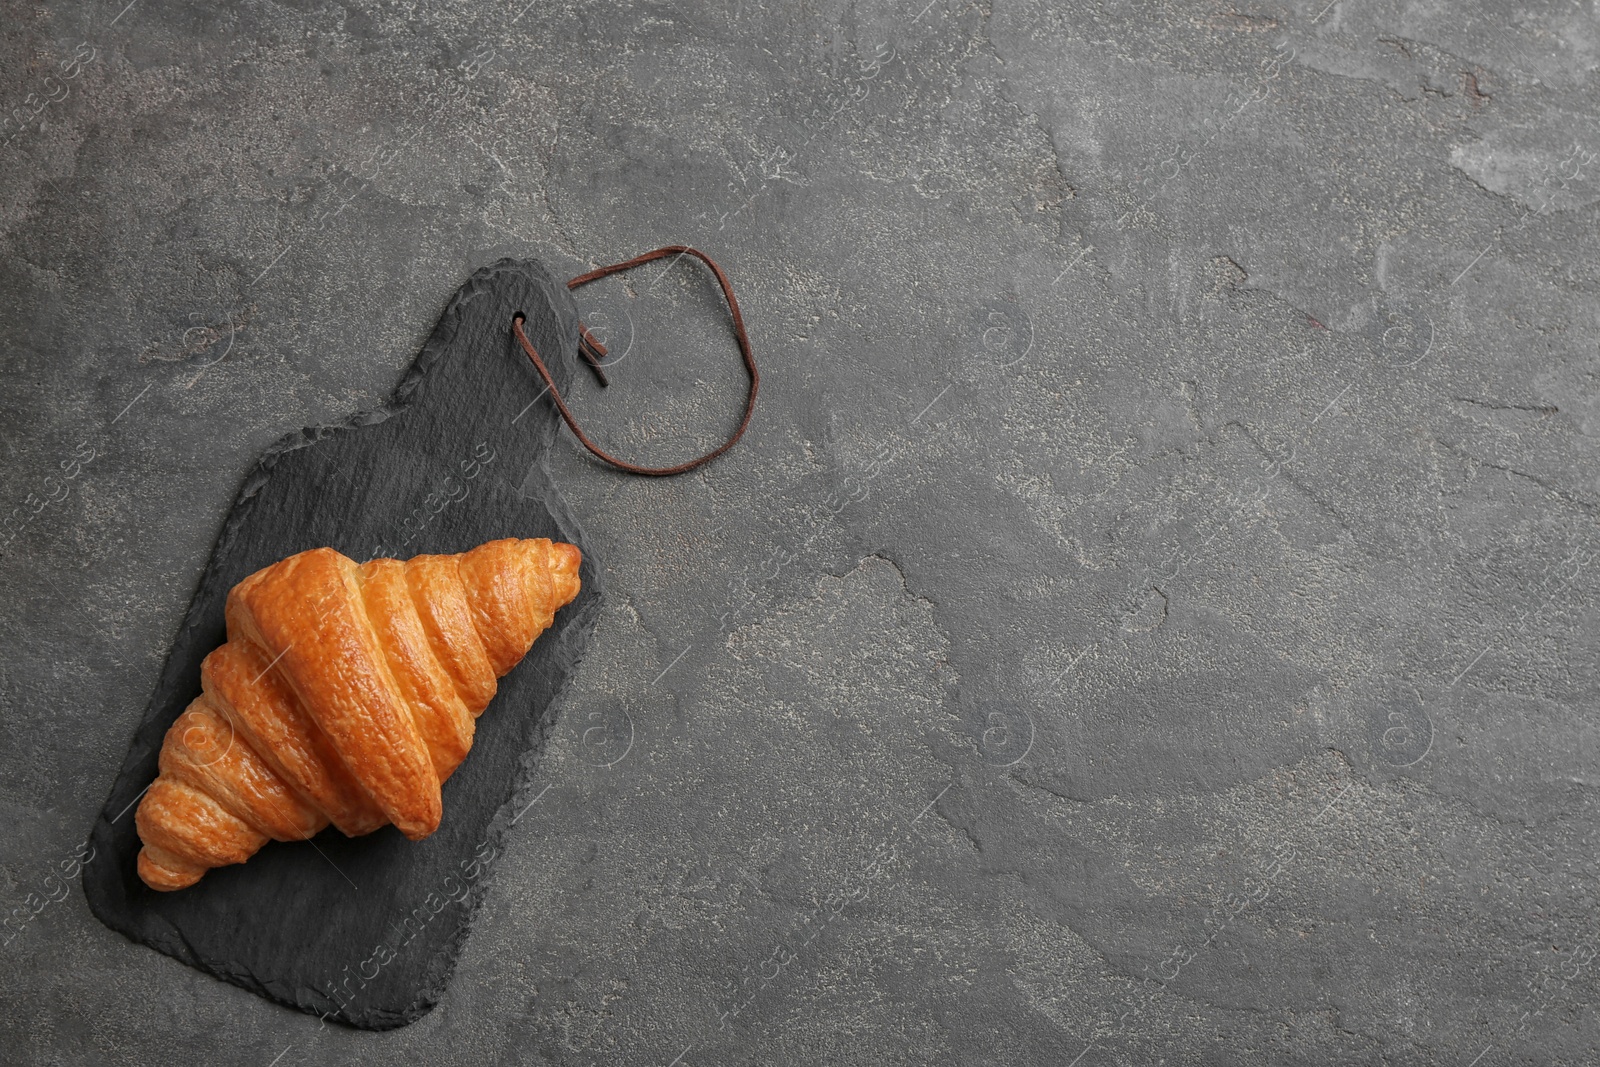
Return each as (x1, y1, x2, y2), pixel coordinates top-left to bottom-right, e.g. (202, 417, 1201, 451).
(2, 0, 1598, 1064)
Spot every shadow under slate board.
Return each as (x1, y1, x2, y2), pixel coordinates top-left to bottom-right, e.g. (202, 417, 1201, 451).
(83, 258, 603, 1029)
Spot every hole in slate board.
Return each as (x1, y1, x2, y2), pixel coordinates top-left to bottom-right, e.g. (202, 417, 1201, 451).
(83, 258, 604, 1029)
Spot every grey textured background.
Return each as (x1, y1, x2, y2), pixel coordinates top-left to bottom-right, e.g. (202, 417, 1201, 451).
(2, 0, 1598, 1064)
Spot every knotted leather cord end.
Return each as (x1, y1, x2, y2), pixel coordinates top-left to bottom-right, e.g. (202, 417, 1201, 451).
(576, 323, 610, 387)
(509, 246, 759, 477)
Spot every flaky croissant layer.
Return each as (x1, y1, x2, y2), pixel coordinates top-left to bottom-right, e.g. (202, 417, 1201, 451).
(134, 538, 581, 891)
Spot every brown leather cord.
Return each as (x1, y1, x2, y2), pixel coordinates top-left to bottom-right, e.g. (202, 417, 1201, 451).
(576, 322, 610, 385)
(511, 245, 760, 477)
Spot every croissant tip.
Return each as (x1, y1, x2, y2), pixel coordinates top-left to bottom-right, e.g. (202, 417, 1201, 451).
(548, 541, 582, 606)
(137, 846, 206, 891)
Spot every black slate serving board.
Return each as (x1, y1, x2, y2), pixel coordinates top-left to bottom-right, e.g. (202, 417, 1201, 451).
(83, 258, 602, 1029)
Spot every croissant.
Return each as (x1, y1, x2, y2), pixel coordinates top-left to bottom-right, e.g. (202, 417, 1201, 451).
(133, 538, 582, 891)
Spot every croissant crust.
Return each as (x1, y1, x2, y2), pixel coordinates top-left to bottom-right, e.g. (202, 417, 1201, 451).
(134, 538, 581, 891)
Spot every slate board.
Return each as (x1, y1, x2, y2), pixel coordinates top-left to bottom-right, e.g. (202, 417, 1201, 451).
(83, 258, 603, 1029)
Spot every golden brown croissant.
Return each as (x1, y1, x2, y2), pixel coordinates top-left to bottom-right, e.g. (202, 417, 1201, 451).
(134, 538, 582, 891)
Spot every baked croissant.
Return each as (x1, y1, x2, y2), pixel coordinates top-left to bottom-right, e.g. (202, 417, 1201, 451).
(134, 538, 581, 891)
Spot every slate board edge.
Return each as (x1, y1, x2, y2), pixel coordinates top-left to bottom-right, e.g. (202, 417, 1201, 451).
(82, 257, 598, 1029)
(364, 459, 607, 1029)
